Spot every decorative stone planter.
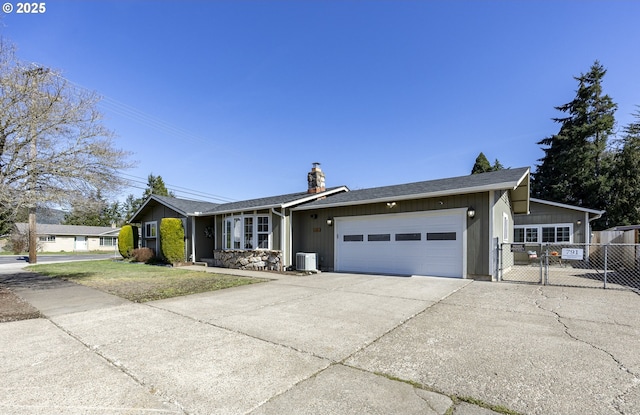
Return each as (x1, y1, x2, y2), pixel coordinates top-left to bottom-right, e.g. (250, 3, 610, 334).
(212, 250, 282, 271)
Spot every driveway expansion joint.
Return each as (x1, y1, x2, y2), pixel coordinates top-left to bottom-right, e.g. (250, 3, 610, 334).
(43, 316, 189, 415)
(146, 302, 334, 363)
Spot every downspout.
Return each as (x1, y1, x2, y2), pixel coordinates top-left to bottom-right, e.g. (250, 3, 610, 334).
(271, 207, 286, 269)
(191, 213, 199, 262)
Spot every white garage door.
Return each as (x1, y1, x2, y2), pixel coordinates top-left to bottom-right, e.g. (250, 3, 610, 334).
(335, 209, 465, 278)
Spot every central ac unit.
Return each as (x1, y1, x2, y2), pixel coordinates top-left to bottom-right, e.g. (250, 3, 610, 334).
(296, 252, 317, 272)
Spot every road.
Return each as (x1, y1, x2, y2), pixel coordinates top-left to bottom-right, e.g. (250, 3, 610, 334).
(0, 253, 119, 266)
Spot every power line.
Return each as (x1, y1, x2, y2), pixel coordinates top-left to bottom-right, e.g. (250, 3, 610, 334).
(117, 173, 237, 203)
(42, 69, 239, 203)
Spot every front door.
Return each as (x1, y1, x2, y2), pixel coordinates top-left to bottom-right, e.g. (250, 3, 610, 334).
(75, 236, 88, 251)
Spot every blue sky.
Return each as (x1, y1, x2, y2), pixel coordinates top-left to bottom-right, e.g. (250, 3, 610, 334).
(2, 1, 639, 203)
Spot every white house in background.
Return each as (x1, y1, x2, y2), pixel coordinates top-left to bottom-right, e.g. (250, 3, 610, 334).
(14, 223, 120, 252)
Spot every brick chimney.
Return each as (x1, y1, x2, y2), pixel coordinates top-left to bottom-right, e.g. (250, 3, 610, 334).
(307, 162, 326, 194)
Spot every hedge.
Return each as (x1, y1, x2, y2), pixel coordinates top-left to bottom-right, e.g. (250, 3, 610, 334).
(118, 224, 139, 258)
(160, 218, 185, 263)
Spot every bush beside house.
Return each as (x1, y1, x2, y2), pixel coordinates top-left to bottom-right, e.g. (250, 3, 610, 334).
(118, 225, 138, 258)
(160, 218, 185, 264)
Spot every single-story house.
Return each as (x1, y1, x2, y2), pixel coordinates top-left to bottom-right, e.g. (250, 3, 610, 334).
(13, 223, 121, 252)
(130, 164, 349, 267)
(129, 164, 531, 280)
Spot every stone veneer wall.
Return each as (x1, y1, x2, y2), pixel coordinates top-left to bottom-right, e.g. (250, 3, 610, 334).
(212, 250, 282, 271)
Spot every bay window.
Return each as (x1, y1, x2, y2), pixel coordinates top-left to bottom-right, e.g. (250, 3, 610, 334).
(223, 214, 270, 250)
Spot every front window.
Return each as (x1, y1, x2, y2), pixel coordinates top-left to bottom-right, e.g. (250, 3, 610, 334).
(39, 235, 55, 242)
(223, 214, 270, 250)
(100, 236, 117, 246)
(145, 222, 157, 238)
(502, 213, 509, 242)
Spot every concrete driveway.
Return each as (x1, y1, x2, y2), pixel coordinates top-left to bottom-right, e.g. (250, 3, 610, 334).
(1, 266, 638, 415)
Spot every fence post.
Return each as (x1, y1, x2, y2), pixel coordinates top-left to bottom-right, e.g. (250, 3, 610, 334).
(498, 243, 502, 282)
(603, 244, 608, 289)
(544, 244, 549, 285)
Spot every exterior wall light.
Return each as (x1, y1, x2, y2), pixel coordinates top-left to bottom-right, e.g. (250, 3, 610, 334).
(386, 202, 397, 208)
(326, 218, 333, 226)
(467, 208, 476, 219)
(576, 220, 582, 226)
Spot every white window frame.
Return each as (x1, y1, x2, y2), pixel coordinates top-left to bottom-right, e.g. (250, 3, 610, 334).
(144, 221, 157, 239)
(502, 213, 509, 243)
(39, 235, 55, 242)
(514, 223, 573, 244)
(222, 213, 271, 250)
(100, 236, 117, 246)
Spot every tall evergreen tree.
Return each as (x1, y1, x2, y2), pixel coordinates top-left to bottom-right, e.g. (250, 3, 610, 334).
(532, 61, 617, 217)
(607, 109, 640, 226)
(142, 174, 174, 199)
(471, 152, 504, 174)
(122, 174, 175, 221)
(471, 152, 492, 174)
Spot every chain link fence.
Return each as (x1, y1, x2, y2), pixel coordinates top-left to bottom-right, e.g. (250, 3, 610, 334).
(499, 243, 640, 292)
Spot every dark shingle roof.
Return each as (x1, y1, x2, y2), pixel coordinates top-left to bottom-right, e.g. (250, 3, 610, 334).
(202, 187, 347, 214)
(151, 195, 220, 215)
(294, 167, 530, 210)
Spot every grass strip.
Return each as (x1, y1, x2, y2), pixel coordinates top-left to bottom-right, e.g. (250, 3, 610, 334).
(26, 260, 265, 302)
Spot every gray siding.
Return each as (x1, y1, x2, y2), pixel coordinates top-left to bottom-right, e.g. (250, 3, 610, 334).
(292, 192, 490, 276)
(137, 205, 186, 259)
(515, 202, 587, 243)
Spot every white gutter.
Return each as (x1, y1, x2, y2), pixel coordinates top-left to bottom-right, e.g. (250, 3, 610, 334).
(271, 208, 287, 268)
(281, 186, 350, 208)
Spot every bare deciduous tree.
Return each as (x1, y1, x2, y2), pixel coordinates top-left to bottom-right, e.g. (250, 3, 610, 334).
(0, 40, 132, 262)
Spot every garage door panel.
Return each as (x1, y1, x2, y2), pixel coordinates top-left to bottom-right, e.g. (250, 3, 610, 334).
(335, 211, 464, 278)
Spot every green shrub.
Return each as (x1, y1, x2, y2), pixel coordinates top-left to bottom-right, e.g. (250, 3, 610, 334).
(132, 247, 154, 263)
(160, 218, 185, 264)
(118, 225, 139, 258)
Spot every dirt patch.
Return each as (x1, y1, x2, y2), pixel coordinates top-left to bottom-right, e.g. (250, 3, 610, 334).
(0, 287, 42, 322)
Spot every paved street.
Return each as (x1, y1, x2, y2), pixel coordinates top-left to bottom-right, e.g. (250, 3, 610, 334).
(0, 253, 118, 266)
(1, 264, 639, 415)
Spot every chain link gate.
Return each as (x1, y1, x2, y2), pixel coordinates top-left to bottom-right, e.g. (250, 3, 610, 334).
(499, 242, 640, 293)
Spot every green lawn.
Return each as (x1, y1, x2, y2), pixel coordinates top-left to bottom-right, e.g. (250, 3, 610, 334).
(26, 260, 265, 302)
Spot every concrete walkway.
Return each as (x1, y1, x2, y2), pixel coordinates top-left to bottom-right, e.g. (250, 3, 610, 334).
(1, 263, 639, 415)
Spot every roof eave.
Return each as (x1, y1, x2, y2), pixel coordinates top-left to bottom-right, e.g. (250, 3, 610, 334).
(530, 198, 606, 216)
(128, 195, 188, 223)
(197, 186, 350, 216)
(281, 186, 349, 208)
(293, 180, 527, 211)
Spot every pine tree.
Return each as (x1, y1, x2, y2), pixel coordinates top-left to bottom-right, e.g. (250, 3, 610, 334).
(471, 152, 492, 174)
(142, 174, 174, 199)
(608, 110, 640, 226)
(532, 61, 617, 216)
(471, 152, 504, 174)
(122, 174, 175, 221)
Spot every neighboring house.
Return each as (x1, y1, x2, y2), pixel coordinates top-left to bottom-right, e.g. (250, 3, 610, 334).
(129, 164, 531, 280)
(14, 223, 121, 252)
(514, 198, 605, 245)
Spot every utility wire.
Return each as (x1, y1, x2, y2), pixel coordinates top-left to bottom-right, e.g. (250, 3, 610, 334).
(41, 68, 238, 203)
